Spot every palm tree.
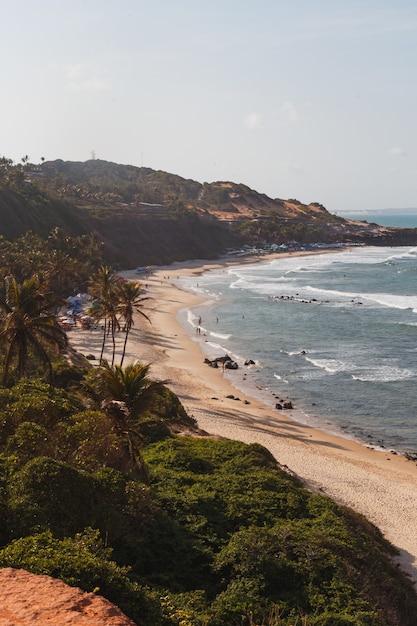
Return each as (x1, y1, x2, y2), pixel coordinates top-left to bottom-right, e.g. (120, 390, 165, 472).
(43, 250, 81, 298)
(87, 360, 165, 482)
(116, 280, 150, 366)
(88, 266, 119, 365)
(0, 275, 68, 384)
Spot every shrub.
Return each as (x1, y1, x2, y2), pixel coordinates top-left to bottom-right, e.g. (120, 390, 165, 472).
(0, 529, 162, 625)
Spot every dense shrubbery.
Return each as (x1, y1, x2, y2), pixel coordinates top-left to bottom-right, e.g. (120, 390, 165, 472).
(0, 372, 416, 624)
(0, 222, 415, 624)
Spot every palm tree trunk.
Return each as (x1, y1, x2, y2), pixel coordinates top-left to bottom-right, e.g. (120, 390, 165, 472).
(111, 319, 116, 367)
(99, 319, 107, 363)
(120, 321, 131, 367)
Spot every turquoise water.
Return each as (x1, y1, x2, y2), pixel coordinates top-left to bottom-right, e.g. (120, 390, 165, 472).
(340, 212, 417, 228)
(175, 247, 417, 455)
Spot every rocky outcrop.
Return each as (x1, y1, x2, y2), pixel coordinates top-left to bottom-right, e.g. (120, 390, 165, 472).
(204, 355, 239, 369)
(0, 568, 136, 625)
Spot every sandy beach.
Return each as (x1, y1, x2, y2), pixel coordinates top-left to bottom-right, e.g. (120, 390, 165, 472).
(68, 254, 417, 584)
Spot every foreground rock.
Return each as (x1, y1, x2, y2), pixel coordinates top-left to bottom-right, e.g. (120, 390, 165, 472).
(0, 568, 136, 625)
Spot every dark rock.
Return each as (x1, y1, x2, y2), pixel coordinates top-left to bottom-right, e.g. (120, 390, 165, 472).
(216, 355, 232, 363)
(204, 355, 232, 368)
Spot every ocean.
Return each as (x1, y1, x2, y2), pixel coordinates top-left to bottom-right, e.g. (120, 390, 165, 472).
(340, 211, 417, 228)
(175, 246, 417, 456)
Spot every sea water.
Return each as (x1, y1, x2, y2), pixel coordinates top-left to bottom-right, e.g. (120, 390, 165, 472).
(340, 211, 417, 228)
(174, 246, 417, 456)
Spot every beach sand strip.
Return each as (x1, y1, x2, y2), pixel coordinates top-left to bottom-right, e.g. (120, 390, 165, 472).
(68, 254, 417, 584)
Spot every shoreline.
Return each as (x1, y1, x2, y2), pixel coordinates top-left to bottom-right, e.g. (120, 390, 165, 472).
(68, 251, 417, 583)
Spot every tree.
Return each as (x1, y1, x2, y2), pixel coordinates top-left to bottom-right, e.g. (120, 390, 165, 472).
(116, 280, 150, 366)
(88, 266, 119, 365)
(43, 250, 81, 298)
(86, 361, 165, 482)
(0, 275, 68, 384)
(0, 156, 13, 181)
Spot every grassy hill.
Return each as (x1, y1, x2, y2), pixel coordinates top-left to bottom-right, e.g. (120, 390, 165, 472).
(0, 185, 87, 241)
(1, 158, 417, 267)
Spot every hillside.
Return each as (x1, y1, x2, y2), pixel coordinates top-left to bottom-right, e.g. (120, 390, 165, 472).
(2, 158, 417, 267)
(0, 185, 87, 241)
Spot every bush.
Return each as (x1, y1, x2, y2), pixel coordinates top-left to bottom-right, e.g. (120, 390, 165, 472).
(8, 457, 97, 537)
(0, 529, 162, 625)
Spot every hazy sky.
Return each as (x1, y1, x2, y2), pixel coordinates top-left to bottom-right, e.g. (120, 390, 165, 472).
(2, 1, 417, 213)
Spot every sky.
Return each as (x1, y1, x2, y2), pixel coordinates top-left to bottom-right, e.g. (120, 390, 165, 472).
(2, 1, 417, 214)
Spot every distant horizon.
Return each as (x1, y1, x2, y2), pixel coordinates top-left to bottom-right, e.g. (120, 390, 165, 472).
(339, 207, 417, 215)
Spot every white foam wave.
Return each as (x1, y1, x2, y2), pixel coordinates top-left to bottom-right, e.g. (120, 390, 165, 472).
(274, 373, 289, 384)
(352, 367, 415, 383)
(200, 340, 244, 364)
(306, 356, 415, 382)
(228, 274, 417, 312)
(383, 247, 417, 263)
(305, 357, 354, 374)
(209, 331, 231, 340)
(187, 310, 198, 326)
(363, 293, 417, 311)
(303, 286, 417, 311)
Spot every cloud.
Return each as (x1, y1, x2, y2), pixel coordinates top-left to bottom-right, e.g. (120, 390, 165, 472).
(388, 146, 407, 157)
(281, 100, 299, 123)
(244, 112, 261, 129)
(65, 63, 110, 92)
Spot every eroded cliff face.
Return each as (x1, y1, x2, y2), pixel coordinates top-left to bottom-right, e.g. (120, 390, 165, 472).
(0, 568, 136, 626)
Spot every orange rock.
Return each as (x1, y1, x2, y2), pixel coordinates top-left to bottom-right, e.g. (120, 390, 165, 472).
(0, 568, 137, 625)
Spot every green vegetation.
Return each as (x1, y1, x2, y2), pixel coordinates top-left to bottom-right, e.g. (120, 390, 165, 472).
(0, 274, 67, 383)
(0, 164, 416, 623)
(0, 329, 414, 624)
(1, 155, 416, 269)
(0, 399, 416, 625)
